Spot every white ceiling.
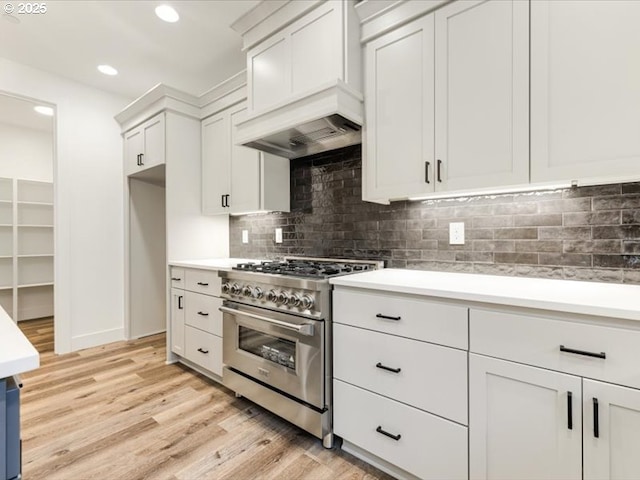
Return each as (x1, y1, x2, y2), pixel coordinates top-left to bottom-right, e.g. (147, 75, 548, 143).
(0, 94, 54, 132)
(0, 0, 260, 100)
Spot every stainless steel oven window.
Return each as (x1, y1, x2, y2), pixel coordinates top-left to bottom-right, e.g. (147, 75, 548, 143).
(239, 326, 296, 369)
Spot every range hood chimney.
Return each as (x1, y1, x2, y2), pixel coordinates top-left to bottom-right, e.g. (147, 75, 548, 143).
(231, 0, 363, 159)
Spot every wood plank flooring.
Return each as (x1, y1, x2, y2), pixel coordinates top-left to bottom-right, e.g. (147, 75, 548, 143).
(18, 318, 394, 480)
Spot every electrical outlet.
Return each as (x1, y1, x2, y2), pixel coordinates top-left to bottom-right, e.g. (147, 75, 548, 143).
(449, 222, 465, 245)
(242, 230, 249, 244)
(275, 228, 283, 244)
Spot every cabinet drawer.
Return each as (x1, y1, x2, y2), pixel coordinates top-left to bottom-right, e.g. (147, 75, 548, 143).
(333, 289, 468, 349)
(334, 380, 468, 480)
(184, 325, 222, 376)
(471, 308, 640, 389)
(185, 268, 221, 296)
(334, 324, 467, 424)
(170, 267, 185, 289)
(185, 291, 222, 336)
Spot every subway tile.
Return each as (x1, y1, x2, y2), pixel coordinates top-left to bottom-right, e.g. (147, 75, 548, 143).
(472, 215, 513, 228)
(392, 249, 422, 260)
(473, 240, 516, 252)
(473, 263, 516, 276)
(593, 195, 640, 210)
(537, 198, 591, 213)
(492, 203, 538, 215)
(622, 210, 640, 225)
(563, 267, 623, 283)
(593, 225, 640, 239)
(495, 228, 538, 240)
(563, 211, 620, 226)
(494, 252, 539, 264)
(513, 265, 565, 279)
(515, 240, 562, 253)
(539, 253, 591, 267)
(539, 227, 591, 240)
(623, 270, 640, 284)
(622, 183, 640, 194)
(513, 214, 562, 227)
(467, 228, 494, 240)
(562, 184, 621, 198)
(623, 241, 640, 254)
(593, 255, 627, 268)
(563, 240, 621, 254)
(455, 251, 493, 263)
(407, 219, 437, 230)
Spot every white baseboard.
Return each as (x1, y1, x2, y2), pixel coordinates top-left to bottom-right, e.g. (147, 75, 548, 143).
(18, 305, 54, 321)
(71, 327, 125, 351)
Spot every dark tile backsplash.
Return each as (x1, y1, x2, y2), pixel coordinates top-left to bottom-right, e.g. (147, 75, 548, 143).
(230, 145, 640, 284)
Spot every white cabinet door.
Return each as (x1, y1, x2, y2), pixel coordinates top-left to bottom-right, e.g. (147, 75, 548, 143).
(434, 0, 529, 192)
(248, 34, 290, 113)
(201, 112, 230, 215)
(469, 354, 582, 480)
(584, 380, 640, 480)
(124, 127, 144, 176)
(230, 105, 261, 214)
(531, 0, 640, 184)
(363, 14, 435, 202)
(141, 113, 165, 170)
(170, 287, 185, 356)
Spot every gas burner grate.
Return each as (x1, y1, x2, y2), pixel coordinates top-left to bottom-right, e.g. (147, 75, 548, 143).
(232, 259, 377, 279)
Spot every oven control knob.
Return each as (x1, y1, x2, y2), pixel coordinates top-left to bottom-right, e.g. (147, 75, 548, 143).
(253, 287, 263, 299)
(277, 291, 290, 305)
(300, 295, 314, 310)
(242, 286, 253, 297)
(231, 283, 241, 295)
(221, 282, 230, 294)
(266, 290, 277, 302)
(290, 294, 301, 307)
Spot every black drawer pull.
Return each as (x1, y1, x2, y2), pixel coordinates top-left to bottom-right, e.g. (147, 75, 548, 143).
(560, 345, 606, 359)
(567, 391, 573, 430)
(376, 314, 401, 321)
(376, 362, 401, 374)
(197, 311, 209, 316)
(593, 397, 600, 438)
(437, 159, 442, 182)
(178, 295, 183, 310)
(171, 277, 181, 281)
(197, 282, 209, 286)
(376, 426, 401, 441)
(197, 348, 209, 354)
(425, 161, 430, 184)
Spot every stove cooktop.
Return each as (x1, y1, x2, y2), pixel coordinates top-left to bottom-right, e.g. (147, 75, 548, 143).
(232, 257, 382, 279)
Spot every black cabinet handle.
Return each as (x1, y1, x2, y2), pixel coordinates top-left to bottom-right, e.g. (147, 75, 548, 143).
(197, 311, 209, 316)
(171, 277, 181, 281)
(178, 295, 183, 310)
(221, 195, 225, 208)
(376, 362, 401, 374)
(560, 345, 606, 359)
(593, 397, 600, 438)
(567, 391, 573, 430)
(376, 313, 401, 321)
(225, 194, 230, 208)
(197, 282, 209, 286)
(437, 159, 442, 182)
(136, 153, 141, 166)
(376, 426, 401, 441)
(425, 161, 430, 184)
(197, 348, 209, 354)
(139, 153, 144, 165)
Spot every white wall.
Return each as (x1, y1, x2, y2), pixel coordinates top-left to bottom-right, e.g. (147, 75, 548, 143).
(0, 122, 53, 181)
(0, 57, 131, 353)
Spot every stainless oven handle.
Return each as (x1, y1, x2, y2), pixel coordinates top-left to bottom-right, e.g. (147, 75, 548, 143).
(219, 306, 315, 336)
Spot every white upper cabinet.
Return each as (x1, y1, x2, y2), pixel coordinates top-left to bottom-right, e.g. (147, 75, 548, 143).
(531, 0, 640, 185)
(363, 14, 435, 201)
(246, 1, 354, 116)
(202, 101, 290, 216)
(363, 0, 529, 203)
(435, 0, 529, 192)
(124, 112, 165, 176)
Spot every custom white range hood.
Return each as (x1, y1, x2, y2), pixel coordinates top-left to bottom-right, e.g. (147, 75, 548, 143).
(231, 0, 363, 159)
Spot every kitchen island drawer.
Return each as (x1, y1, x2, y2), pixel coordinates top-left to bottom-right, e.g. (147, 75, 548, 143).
(334, 380, 468, 480)
(334, 323, 467, 424)
(185, 268, 221, 296)
(184, 326, 222, 376)
(185, 291, 222, 336)
(333, 288, 468, 349)
(170, 267, 185, 288)
(471, 308, 640, 389)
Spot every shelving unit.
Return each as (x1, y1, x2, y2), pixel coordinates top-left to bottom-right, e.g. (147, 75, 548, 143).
(0, 177, 54, 321)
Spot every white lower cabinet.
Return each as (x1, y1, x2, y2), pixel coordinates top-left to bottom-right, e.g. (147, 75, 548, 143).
(469, 354, 582, 480)
(169, 266, 224, 380)
(334, 380, 468, 480)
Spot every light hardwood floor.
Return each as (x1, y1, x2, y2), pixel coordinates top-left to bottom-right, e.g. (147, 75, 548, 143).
(18, 318, 393, 480)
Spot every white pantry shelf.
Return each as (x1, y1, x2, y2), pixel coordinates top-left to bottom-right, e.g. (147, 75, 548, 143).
(16, 201, 54, 206)
(18, 282, 54, 289)
(17, 224, 54, 228)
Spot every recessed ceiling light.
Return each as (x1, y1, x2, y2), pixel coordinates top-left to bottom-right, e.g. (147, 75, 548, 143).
(97, 64, 118, 76)
(155, 5, 179, 23)
(34, 106, 54, 116)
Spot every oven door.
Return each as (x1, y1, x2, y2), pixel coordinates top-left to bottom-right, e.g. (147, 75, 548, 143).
(221, 301, 325, 409)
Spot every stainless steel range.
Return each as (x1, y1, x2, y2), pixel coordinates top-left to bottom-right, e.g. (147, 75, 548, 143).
(219, 257, 383, 448)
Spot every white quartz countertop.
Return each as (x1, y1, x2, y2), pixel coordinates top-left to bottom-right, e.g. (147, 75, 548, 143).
(0, 307, 39, 379)
(330, 269, 640, 321)
(169, 258, 264, 271)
